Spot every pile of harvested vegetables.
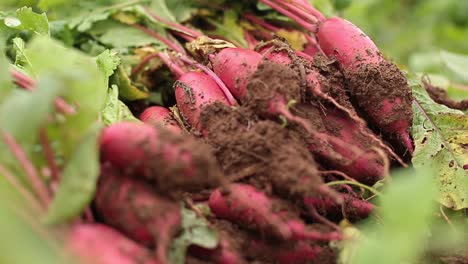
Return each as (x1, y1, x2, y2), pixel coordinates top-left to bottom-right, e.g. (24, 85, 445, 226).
(0, 1, 467, 264)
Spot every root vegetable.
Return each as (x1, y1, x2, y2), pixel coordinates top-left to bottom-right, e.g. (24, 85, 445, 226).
(140, 106, 182, 133)
(209, 184, 342, 242)
(94, 165, 181, 263)
(99, 122, 221, 192)
(67, 224, 160, 264)
(304, 194, 374, 221)
(174, 71, 231, 131)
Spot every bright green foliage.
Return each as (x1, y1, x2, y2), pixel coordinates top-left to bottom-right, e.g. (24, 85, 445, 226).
(101, 85, 138, 125)
(43, 124, 100, 224)
(411, 80, 468, 210)
(440, 51, 468, 83)
(169, 206, 219, 264)
(349, 168, 437, 264)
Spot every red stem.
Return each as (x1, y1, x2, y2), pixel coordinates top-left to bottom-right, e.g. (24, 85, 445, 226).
(0, 164, 43, 212)
(304, 34, 325, 56)
(244, 30, 258, 50)
(177, 55, 238, 106)
(10, 69, 75, 115)
(132, 24, 186, 54)
(143, 6, 202, 38)
(131, 53, 160, 76)
(259, 0, 317, 33)
(39, 128, 60, 183)
(276, 0, 319, 24)
(172, 30, 196, 42)
(244, 14, 279, 32)
(2, 130, 51, 207)
(159, 52, 185, 78)
(291, 0, 327, 21)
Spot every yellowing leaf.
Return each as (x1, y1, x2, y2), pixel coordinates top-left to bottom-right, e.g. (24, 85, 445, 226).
(276, 29, 307, 51)
(412, 81, 468, 210)
(111, 65, 149, 101)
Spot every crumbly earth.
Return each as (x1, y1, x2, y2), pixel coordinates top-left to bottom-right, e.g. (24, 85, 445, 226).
(423, 81, 468, 111)
(144, 126, 223, 194)
(344, 60, 413, 135)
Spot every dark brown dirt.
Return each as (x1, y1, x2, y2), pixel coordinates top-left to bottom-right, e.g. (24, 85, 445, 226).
(145, 126, 223, 194)
(200, 100, 323, 200)
(243, 60, 302, 116)
(423, 81, 468, 111)
(344, 60, 413, 134)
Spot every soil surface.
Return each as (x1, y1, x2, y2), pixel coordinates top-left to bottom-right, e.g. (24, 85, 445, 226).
(424, 82, 468, 111)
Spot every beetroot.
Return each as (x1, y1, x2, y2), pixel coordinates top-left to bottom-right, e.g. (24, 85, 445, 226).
(94, 165, 181, 263)
(67, 224, 160, 264)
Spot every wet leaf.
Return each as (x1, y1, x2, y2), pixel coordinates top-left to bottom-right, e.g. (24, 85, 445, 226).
(9, 7, 50, 35)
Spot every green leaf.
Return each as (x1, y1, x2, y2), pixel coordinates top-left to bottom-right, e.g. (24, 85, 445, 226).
(111, 65, 149, 100)
(0, 180, 66, 264)
(207, 10, 247, 48)
(96, 49, 121, 80)
(0, 80, 62, 150)
(440, 50, 468, 83)
(25, 36, 107, 157)
(12, 37, 32, 71)
(169, 206, 219, 264)
(43, 124, 100, 224)
(101, 85, 139, 125)
(97, 22, 163, 49)
(148, 0, 176, 22)
(350, 167, 437, 264)
(411, 81, 468, 210)
(0, 37, 13, 99)
(12, 7, 50, 35)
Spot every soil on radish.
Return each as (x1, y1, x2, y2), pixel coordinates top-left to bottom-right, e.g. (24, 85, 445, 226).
(423, 81, 468, 111)
(243, 60, 302, 115)
(345, 60, 413, 134)
(145, 127, 222, 194)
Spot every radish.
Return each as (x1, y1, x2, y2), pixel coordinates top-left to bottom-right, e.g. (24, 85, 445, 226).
(94, 165, 181, 264)
(188, 237, 244, 264)
(140, 106, 182, 133)
(67, 224, 160, 264)
(211, 48, 263, 100)
(174, 71, 230, 131)
(99, 122, 222, 192)
(303, 194, 374, 221)
(249, 239, 323, 264)
(209, 184, 342, 242)
(260, 0, 414, 153)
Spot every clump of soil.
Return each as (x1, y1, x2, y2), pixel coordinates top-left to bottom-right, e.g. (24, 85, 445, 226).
(423, 80, 468, 111)
(201, 101, 323, 199)
(243, 60, 302, 116)
(345, 60, 413, 133)
(145, 126, 223, 194)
